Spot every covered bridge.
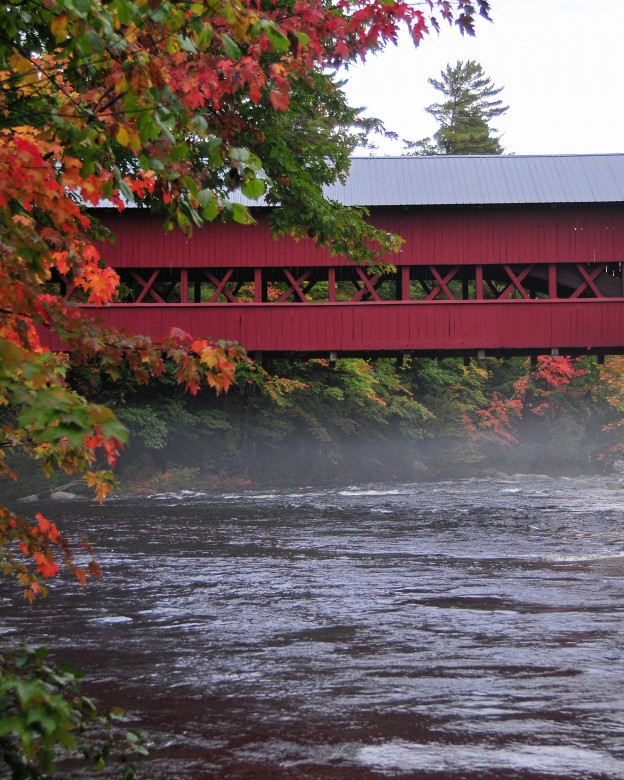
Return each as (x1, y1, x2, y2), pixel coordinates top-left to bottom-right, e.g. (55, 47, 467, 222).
(76, 154, 624, 359)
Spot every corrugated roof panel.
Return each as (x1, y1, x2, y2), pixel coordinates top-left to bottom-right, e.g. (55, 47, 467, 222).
(321, 154, 624, 207)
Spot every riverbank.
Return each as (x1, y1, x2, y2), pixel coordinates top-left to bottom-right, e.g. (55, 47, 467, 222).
(7, 352, 624, 502)
(14, 459, 624, 504)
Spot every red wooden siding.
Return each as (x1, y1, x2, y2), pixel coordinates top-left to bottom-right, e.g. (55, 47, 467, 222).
(95, 204, 624, 270)
(58, 300, 623, 354)
(376, 206, 624, 266)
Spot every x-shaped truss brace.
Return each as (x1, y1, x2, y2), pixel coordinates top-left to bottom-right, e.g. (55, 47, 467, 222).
(277, 269, 314, 302)
(425, 267, 460, 300)
(569, 264, 605, 298)
(202, 270, 238, 302)
(59, 274, 76, 301)
(129, 270, 165, 303)
(350, 269, 384, 302)
(497, 265, 535, 299)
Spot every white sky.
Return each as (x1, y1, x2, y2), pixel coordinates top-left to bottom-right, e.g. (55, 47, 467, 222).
(342, 0, 624, 156)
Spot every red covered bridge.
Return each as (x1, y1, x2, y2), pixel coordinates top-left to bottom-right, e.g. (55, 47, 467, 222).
(74, 154, 624, 359)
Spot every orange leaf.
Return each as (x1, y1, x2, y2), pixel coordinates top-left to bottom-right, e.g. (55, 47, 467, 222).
(269, 88, 289, 111)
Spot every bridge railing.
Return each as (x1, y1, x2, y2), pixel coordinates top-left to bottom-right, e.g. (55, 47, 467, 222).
(53, 262, 624, 306)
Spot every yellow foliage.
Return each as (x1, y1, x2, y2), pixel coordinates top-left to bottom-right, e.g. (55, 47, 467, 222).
(50, 13, 69, 40)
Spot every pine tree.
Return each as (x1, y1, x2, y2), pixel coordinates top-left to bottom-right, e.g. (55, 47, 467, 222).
(407, 60, 508, 155)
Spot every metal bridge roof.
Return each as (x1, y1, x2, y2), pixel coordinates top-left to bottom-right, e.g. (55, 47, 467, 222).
(322, 154, 624, 207)
(97, 154, 624, 210)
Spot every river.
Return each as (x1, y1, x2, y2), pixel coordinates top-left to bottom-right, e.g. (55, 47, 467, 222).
(2, 476, 624, 779)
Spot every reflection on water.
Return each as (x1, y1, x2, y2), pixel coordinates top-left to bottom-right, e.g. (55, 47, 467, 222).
(2, 477, 624, 778)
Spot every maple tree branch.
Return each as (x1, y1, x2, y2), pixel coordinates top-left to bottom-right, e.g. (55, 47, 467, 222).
(0, 36, 82, 111)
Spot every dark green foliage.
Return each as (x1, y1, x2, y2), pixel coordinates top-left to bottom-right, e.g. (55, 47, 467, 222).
(106, 357, 433, 487)
(260, 74, 402, 267)
(407, 60, 508, 155)
(64, 354, 622, 490)
(0, 645, 147, 778)
(9, 354, 621, 490)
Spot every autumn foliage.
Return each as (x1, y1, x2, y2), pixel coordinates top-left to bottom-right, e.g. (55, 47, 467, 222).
(0, 1, 492, 598)
(462, 355, 592, 448)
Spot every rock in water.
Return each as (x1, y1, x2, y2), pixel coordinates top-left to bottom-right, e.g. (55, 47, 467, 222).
(50, 491, 77, 501)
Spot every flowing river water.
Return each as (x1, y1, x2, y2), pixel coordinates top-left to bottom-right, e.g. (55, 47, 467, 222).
(3, 476, 624, 779)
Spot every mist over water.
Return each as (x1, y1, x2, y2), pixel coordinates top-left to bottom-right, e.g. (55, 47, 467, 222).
(3, 476, 624, 778)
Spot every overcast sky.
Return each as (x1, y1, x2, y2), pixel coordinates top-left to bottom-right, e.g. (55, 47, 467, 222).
(342, 0, 623, 157)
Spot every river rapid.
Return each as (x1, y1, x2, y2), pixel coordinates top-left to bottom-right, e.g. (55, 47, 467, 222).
(3, 476, 624, 779)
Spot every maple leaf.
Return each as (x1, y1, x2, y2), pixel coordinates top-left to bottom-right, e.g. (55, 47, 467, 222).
(84, 470, 116, 503)
(36, 513, 61, 543)
(269, 88, 289, 111)
(33, 552, 59, 578)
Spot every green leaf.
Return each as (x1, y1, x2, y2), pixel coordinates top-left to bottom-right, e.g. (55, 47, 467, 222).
(181, 175, 199, 197)
(203, 137, 223, 167)
(199, 190, 219, 221)
(195, 22, 214, 50)
(293, 31, 310, 47)
(112, 0, 136, 25)
(99, 417, 129, 443)
(252, 19, 291, 52)
(191, 114, 208, 134)
(76, 28, 105, 54)
(264, 21, 290, 52)
(176, 211, 192, 234)
(246, 152, 263, 171)
(230, 202, 254, 225)
(229, 147, 250, 165)
(220, 33, 241, 61)
(53, 425, 87, 448)
(0, 715, 18, 738)
(241, 176, 265, 200)
(177, 34, 197, 54)
(150, 5, 169, 23)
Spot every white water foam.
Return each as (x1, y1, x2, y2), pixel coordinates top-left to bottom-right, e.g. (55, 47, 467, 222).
(356, 740, 624, 776)
(89, 615, 133, 624)
(338, 489, 403, 497)
(540, 550, 624, 563)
